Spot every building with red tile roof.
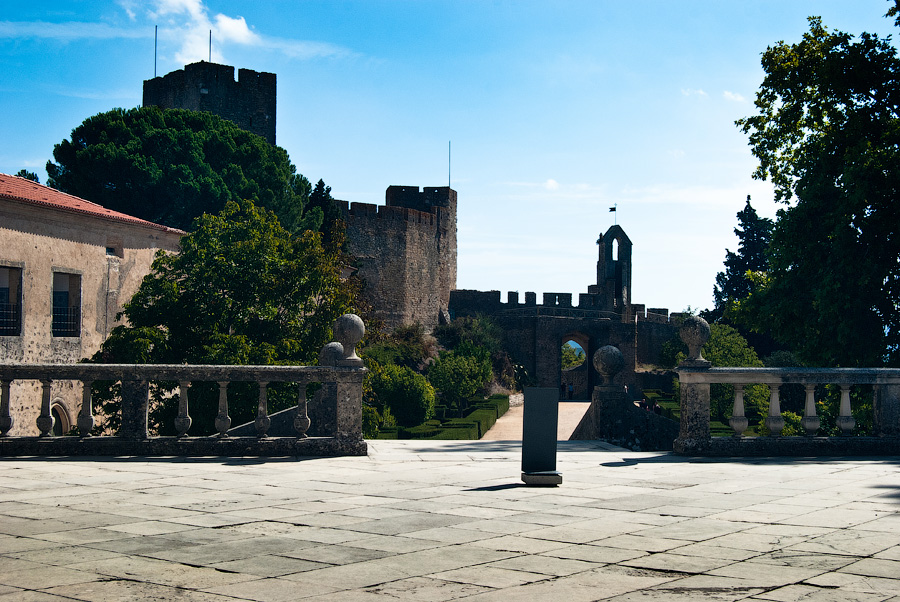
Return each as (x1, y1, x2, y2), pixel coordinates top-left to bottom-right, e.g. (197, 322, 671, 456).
(1, 173, 184, 435)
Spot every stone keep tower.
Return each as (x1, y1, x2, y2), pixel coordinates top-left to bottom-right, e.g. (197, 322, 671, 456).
(143, 61, 276, 145)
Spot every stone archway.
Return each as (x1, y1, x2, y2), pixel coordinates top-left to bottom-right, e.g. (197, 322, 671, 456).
(560, 333, 590, 400)
(51, 399, 71, 436)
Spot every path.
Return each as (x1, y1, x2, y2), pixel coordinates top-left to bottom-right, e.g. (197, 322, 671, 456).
(481, 394, 592, 441)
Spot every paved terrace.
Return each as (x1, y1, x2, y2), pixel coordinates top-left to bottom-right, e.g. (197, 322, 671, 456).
(1, 441, 899, 601)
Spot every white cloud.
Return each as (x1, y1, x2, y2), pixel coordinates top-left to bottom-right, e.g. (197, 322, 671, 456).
(681, 88, 708, 97)
(544, 179, 559, 190)
(0, 21, 146, 40)
(144, 0, 354, 64)
(723, 90, 746, 102)
(1, 1, 356, 63)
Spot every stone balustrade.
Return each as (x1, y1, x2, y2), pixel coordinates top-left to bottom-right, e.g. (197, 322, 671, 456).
(674, 316, 900, 456)
(0, 314, 367, 457)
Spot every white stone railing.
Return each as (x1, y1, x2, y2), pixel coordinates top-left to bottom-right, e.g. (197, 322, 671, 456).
(674, 317, 900, 456)
(0, 314, 367, 457)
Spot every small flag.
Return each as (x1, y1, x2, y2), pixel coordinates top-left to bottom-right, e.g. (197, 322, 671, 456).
(609, 206, 616, 212)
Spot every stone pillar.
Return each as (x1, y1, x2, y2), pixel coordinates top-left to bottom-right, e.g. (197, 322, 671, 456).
(120, 380, 149, 440)
(315, 342, 342, 437)
(874, 384, 900, 437)
(333, 314, 365, 441)
(673, 316, 712, 454)
(335, 377, 364, 440)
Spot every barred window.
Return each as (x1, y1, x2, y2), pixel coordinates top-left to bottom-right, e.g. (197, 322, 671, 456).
(0, 267, 22, 336)
(52, 272, 81, 338)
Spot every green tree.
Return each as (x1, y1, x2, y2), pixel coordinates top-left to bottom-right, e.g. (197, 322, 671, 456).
(428, 350, 492, 417)
(307, 179, 345, 244)
(735, 14, 900, 366)
(89, 199, 356, 434)
(561, 342, 586, 370)
(47, 107, 320, 233)
(15, 169, 39, 182)
(709, 197, 773, 323)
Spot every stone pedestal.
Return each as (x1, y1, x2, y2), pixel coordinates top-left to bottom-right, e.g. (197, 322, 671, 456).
(875, 384, 900, 437)
(120, 380, 149, 440)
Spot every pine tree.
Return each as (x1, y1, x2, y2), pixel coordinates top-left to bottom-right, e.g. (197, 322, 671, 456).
(710, 196, 773, 321)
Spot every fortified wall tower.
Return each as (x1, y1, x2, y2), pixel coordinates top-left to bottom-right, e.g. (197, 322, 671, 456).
(336, 186, 457, 330)
(143, 61, 276, 145)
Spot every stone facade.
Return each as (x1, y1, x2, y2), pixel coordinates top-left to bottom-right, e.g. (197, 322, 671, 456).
(0, 174, 183, 435)
(450, 225, 683, 399)
(143, 61, 276, 145)
(337, 186, 457, 330)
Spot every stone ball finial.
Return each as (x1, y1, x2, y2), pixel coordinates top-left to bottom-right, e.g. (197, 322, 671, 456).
(334, 314, 365, 365)
(593, 345, 624, 384)
(318, 341, 344, 367)
(680, 315, 710, 361)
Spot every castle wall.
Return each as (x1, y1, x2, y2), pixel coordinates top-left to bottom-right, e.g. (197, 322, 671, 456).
(337, 187, 457, 330)
(143, 62, 276, 145)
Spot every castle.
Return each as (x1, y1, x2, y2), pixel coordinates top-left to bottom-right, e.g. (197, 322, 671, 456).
(143, 61, 277, 145)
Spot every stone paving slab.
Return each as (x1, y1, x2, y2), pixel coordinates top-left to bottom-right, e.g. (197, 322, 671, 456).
(0, 440, 898, 600)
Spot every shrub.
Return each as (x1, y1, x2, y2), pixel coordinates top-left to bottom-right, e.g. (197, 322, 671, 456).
(363, 324, 436, 371)
(362, 405, 381, 439)
(369, 364, 435, 427)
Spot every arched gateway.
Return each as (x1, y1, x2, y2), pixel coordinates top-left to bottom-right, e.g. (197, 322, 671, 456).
(449, 225, 686, 400)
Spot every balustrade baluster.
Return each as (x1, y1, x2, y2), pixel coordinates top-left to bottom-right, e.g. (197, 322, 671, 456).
(77, 380, 94, 436)
(294, 381, 311, 438)
(36, 379, 54, 436)
(255, 381, 271, 437)
(174, 381, 192, 437)
(0, 379, 12, 436)
(214, 381, 231, 438)
(729, 385, 748, 436)
(836, 384, 856, 435)
(801, 383, 820, 436)
(765, 385, 784, 436)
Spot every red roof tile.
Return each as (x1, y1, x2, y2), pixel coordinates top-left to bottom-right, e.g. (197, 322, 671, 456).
(0, 173, 185, 234)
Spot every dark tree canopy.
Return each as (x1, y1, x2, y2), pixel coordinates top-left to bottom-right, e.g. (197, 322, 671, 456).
(15, 169, 39, 182)
(308, 180, 342, 227)
(733, 13, 900, 366)
(710, 196, 773, 322)
(47, 107, 320, 233)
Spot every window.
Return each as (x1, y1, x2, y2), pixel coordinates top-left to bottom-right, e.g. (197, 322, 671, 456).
(52, 272, 81, 337)
(0, 267, 22, 336)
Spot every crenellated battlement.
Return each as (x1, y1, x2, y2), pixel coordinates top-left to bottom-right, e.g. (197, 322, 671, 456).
(450, 289, 675, 324)
(333, 200, 439, 229)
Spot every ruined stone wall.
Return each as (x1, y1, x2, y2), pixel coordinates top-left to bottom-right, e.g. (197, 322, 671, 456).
(143, 61, 276, 145)
(337, 187, 456, 330)
(0, 202, 182, 435)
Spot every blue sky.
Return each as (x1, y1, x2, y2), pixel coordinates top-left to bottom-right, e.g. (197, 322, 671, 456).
(2, 1, 897, 314)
